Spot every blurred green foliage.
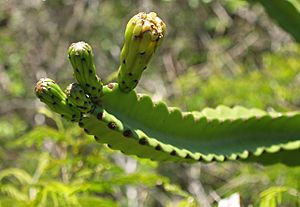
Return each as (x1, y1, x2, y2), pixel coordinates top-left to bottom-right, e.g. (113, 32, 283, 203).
(174, 45, 300, 111)
(0, 0, 300, 206)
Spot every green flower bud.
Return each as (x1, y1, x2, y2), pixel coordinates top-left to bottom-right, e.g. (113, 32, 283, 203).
(118, 12, 166, 92)
(65, 83, 93, 113)
(35, 78, 81, 121)
(68, 41, 103, 100)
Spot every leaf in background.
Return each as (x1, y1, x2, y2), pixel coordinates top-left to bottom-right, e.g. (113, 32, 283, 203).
(259, 186, 300, 207)
(32, 181, 79, 206)
(32, 153, 50, 183)
(163, 183, 192, 198)
(77, 197, 119, 207)
(10, 126, 66, 148)
(254, 0, 300, 43)
(38, 107, 65, 132)
(0, 184, 28, 202)
(111, 173, 167, 187)
(0, 197, 28, 207)
(0, 168, 32, 184)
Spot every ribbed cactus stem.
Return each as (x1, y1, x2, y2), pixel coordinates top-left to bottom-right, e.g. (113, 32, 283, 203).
(65, 83, 93, 113)
(68, 42, 103, 100)
(35, 78, 82, 121)
(118, 12, 166, 92)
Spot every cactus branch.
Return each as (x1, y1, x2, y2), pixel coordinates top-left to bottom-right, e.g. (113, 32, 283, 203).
(118, 12, 166, 92)
(65, 83, 93, 113)
(35, 78, 82, 122)
(34, 12, 300, 165)
(68, 41, 103, 100)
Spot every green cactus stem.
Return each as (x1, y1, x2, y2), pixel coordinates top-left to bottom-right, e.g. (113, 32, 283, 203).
(118, 12, 166, 92)
(35, 78, 82, 122)
(65, 83, 93, 113)
(34, 12, 300, 166)
(80, 84, 300, 165)
(68, 41, 103, 100)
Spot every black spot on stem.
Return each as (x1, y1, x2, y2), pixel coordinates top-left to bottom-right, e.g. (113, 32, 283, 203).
(123, 129, 132, 137)
(108, 122, 117, 129)
(97, 112, 103, 120)
(139, 138, 148, 145)
(185, 154, 192, 159)
(170, 150, 177, 156)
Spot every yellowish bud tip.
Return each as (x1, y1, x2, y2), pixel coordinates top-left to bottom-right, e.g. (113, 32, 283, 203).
(35, 78, 54, 95)
(131, 12, 166, 41)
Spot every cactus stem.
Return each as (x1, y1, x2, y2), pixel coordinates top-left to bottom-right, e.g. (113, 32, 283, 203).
(65, 83, 93, 113)
(68, 41, 103, 99)
(35, 78, 82, 122)
(118, 12, 166, 92)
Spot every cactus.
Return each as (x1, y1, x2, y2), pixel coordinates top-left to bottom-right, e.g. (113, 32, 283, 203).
(68, 41, 103, 100)
(117, 12, 166, 92)
(35, 12, 300, 166)
(81, 84, 300, 165)
(65, 83, 93, 113)
(35, 78, 81, 122)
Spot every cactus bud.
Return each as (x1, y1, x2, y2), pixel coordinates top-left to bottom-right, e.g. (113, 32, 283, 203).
(118, 12, 166, 92)
(35, 78, 81, 121)
(68, 41, 103, 100)
(65, 83, 93, 113)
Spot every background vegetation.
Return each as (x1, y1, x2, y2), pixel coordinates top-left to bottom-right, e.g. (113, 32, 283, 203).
(0, 0, 300, 206)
